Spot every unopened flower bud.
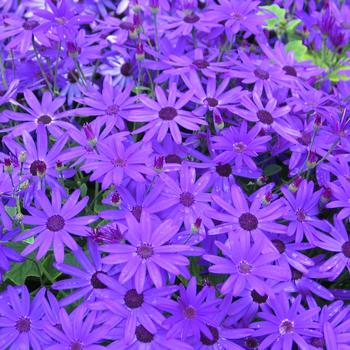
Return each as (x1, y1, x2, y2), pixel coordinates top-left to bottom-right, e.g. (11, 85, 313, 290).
(306, 151, 317, 168)
(111, 191, 122, 207)
(321, 187, 332, 205)
(154, 156, 164, 173)
(150, 0, 159, 14)
(136, 42, 145, 61)
(4, 158, 13, 174)
(56, 160, 63, 172)
(214, 112, 224, 130)
(83, 123, 97, 146)
(19, 151, 27, 163)
(132, 0, 141, 12)
(313, 114, 322, 131)
(133, 13, 142, 34)
(257, 176, 268, 186)
(191, 217, 202, 233)
(66, 41, 81, 58)
(262, 191, 273, 206)
(19, 179, 29, 190)
(288, 176, 303, 192)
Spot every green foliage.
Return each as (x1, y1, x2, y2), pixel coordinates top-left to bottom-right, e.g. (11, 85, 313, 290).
(261, 4, 286, 30)
(264, 164, 282, 177)
(285, 40, 312, 62)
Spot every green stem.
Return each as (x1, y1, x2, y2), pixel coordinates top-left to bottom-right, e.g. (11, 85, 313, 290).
(0, 54, 7, 89)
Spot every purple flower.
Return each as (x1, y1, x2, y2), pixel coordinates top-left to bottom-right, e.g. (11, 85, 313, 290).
(252, 293, 321, 350)
(211, 121, 271, 170)
(16, 188, 97, 262)
(100, 210, 190, 292)
(91, 274, 177, 344)
(148, 165, 213, 230)
(327, 175, 350, 220)
(81, 135, 154, 190)
(76, 76, 138, 131)
(163, 277, 220, 341)
(316, 218, 350, 280)
(281, 180, 329, 243)
(3, 90, 77, 137)
(0, 286, 50, 349)
(232, 92, 300, 143)
(52, 239, 115, 306)
(44, 306, 109, 349)
(129, 83, 206, 144)
(204, 235, 290, 296)
(209, 185, 286, 239)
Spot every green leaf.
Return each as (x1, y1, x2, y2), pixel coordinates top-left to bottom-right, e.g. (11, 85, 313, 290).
(5, 205, 16, 219)
(286, 19, 301, 33)
(264, 164, 282, 176)
(4, 259, 40, 285)
(132, 86, 151, 94)
(260, 4, 286, 30)
(42, 254, 61, 282)
(285, 40, 312, 62)
(328, 66, 350, 82)
(80, 183, 88, 197)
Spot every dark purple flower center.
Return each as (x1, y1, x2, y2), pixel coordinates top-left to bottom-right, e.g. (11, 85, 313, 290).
(297, 132, 311, 145)
(257, 110, 273, 125)
(230, 12, 243, 20)
(310, 337, 325, 348)
(250, 290, 268, 304)
(137, 243, 154, 259)
(135, 325, 154, 343)
(124, 289, 144, 308)
(114, 158, 126, 167)
(159, 107, 177, 121)
(180, 192, 194, 207)
(200, 325, 219, 345)
(342, 241, 350, 258)
(193, 59, 209, 69)
(90, 272, 107, 289)
(279, 319, 294, 334)
(0, 90, 5, 96)
(184, 14, 200, 23)
(238, 260, 252, 274)
(204, 97, 218, 107)
(239, 213, 258, 231)
(233, 141, 247, 153)
(291, 267, 303, 280)
(46, 215, 65, 232)
(120, 22, 134, 30)
(66, 41, 81, 55)
(165, 154, 182, 164)
(121, 62, 131, 76)
(67, 70, 79, 83)
(296, 208, 306, 222)
(254, 68, 269, 80)
(131, 205, 142, 221)
(183, 305, 197, 319)
(215, 163, 232, 177)
(283, 65, 297, 77)
(272, 239, 286, 254)
(245, 337, 259, 349)
(37, 115, 52, 125)
(106, 104, 119, 115)
(23, 20, 39, 30)
(30, 160, 47, 176)
(15, 316, 31, 333)
(70, 342, 83, 350)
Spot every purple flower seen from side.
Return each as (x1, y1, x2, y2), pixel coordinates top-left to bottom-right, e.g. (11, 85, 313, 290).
(16, 188, 97, 262)
(327, 175, 350, 220)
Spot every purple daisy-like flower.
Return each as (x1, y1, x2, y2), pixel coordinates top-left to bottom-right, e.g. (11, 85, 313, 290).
(211, 121, 271, 171)
(326, 175, 350, 220)
(76, 76, 138, 131)
(52, 239, 115, 306)
(252, 293, 321, 350)
(0, 79, 19, 106)
(281, 180, 329, 243)
(148, 165, 213, 230)
(3, 90, 77, 137)
(163, 277, 220, 341)
(100, 210, 190, 293)
(0, 286, 50, 350)
(81, 135, 154, 190)
(231, 92, 300, 143)
(316, 218, 350, 280)
(129, 83, 206, 144)
(204, 235, 290, 296)
(91, 274, 177, 344)
(16, 188, 97, 262)
(44, 306, 109, 350)
(209, 184, 286, 239)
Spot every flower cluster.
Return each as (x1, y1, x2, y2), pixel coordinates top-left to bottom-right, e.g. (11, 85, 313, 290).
(0, 0, 350, 349)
